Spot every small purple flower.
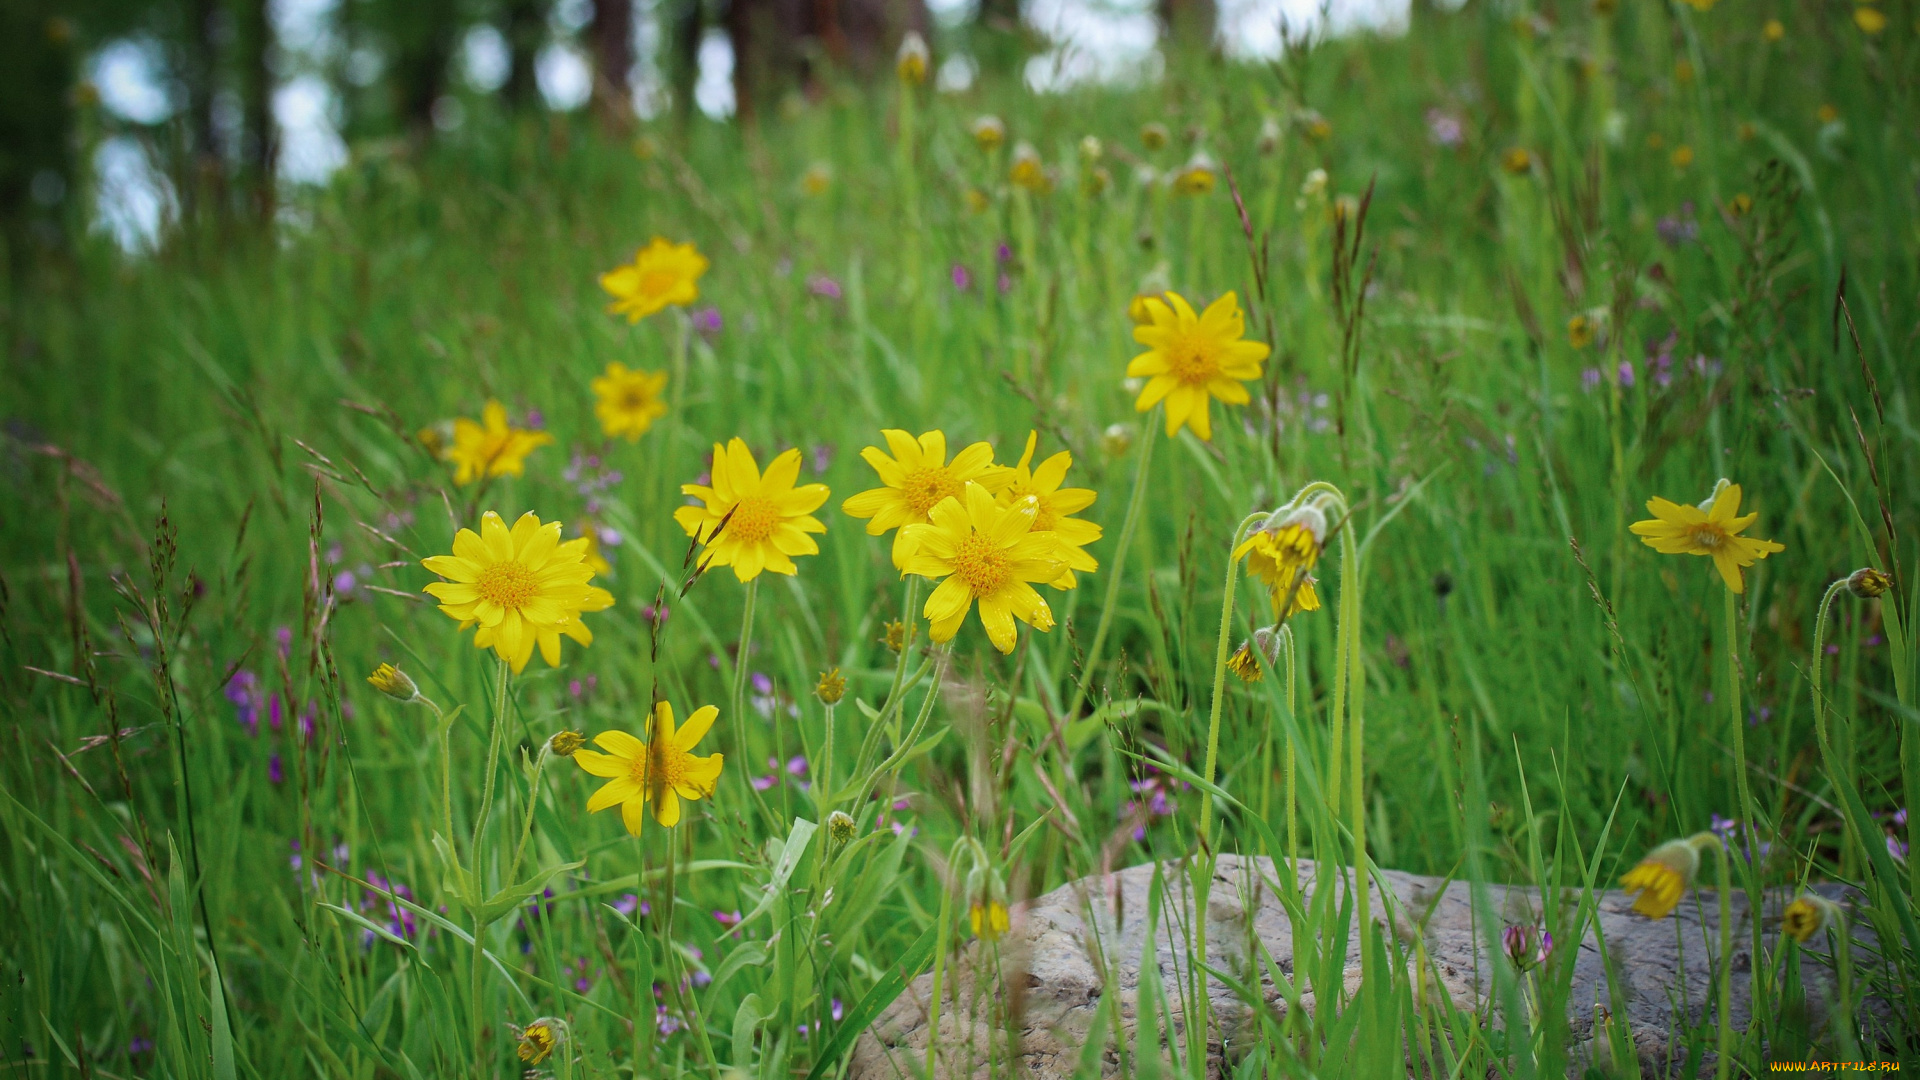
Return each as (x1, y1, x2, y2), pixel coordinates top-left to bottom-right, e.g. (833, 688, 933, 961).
(831, 998, 844, 1022)
(1656, 205, 1699, 247)
(810, 443, 835, 475)
(1890, 834, 1909, 860)
(1617, 360, 1636, 388)
(289, 839, 303, 870)
(1426, 108, 1465, 148)
(523, 408, 544, 429)
(614, 893, 651, 917)
(951, 263, 973, 291)
(714, 909, 742, 928)
(752, 772, 777, 791)
(226, 670, 262, 736)
(268, 694, 284, 732)
(332, 569, 358, 596)
(275, 625, 293, 657)
(995, 242, 1013, 264)
(692, 306, 724, 334)
(996, 272, 1012, 294)
(751, 672, 773, 695)
(657, 1006, 683, 1035)
(1895, 808, 1908, 828)
(128, 1037, 153, 1056)
(807, 274, 843, 300)
(269, 754, 284, 785)
(1502, 924, 1551, 970)
(1580, 367, 1603, 393)
(786, 755, 808, 777)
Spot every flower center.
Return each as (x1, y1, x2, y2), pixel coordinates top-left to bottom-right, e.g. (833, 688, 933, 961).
(726, 496, 780, 543)
(477, 561, 537, 610)
(901, 467, 961, 518)
(641, 269, 680, 297)
(1688, 524, 1726, 549)
(951, 532, 1011, 595)
(1165, 333, 1222, 384)
(622, 387, 652, 410)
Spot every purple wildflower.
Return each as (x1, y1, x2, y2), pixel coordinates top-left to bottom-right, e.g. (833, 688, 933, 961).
(692, 306, 724, 334)
(269, 754, 284, 785)
(226, 670, 263, 736)
(1581, 368, 1603, 393)
(1617, 360, 1636, 388)
(952, 264, 973, 291)
(713, 909, 742, 928)
(1425, 109, 1464, 148)
(810, 443, 835, 475)
(807, 274, 843, 300)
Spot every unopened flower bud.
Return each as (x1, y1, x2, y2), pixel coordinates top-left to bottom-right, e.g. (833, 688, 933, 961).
(969, 115, 1006, 151)
(1782, 894, 1844, 944)
(547, 730, 586, 757)
(815, 667, 847, 705)
(367, 663, 419, 702)
(1847, 567, 1893, 599)
(827, 810, 857, 842)
(881, 620, 907, 654)
(895, 32, 929, 85)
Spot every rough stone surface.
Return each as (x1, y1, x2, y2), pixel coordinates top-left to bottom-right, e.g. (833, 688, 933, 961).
(849, 855, 1859, 1079)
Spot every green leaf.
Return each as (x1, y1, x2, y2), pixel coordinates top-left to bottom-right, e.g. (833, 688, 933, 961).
(736, 817, 818, 935)
(732, 992, 766, 1070)
(803, 919, 939, 1080)
(209, 957, 238, 1080)
(709, 940, 769, 994)
(475, 858, 586, 924)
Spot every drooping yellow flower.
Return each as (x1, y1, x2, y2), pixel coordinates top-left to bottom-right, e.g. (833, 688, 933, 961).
(1782, 895, 1843, 943)
(1128, 291, 1269, 441)
(366, 663, 419, 702)
(896, 31, 930, 84)
(969, 115, 1006, 151)
(901, 483, 1061, 654)
(514, 1017, 563, 1065)
(999, 432, 1100, 589)
(1848, 567, 1894, 598)
(1629, 479, 1784, 594)
(1227, 642, 1263, 683)
(600, 237, 709, 323)
(842, 429, 1011, 568)
(421, 511, 614, 674)
(970, 900, 1010, 940)
(674, 439, 830, 582)
(1502, 147, 1534, 174)
(444, 401, 554, 486)
(1234, 505, 1327, 617)
(574, 701, 725, 835)
(1620, 837, 1702, 919)
(591, 362, 669, 441)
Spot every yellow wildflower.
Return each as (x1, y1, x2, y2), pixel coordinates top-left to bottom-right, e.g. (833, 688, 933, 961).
(578, 525, 612, 576)
(815, 668, 847, 704)
(443, 401, 553, 486)
(1629, 479, 1784, 593)
(514, 1017, 564, 1065)
(1763, 18, 1785, 39)
(1171, 152, 1218, 195)
(1854, 6, 1886, 32)
(1728, 193, 1753, 216)
(969, 115, 1006, 151)
(827, 809, 857, 842)
(1295, 109, 1332, 141)
(901, 483, 1062, 654)
(1818, 103, 1839, 124)
(1234, 505, 1327, 618)
(1671, 144, 1694, 168)
(800, 163, 832, 196)
(999, 432, 1101, 589)
(574, 700, 725, 835)
(880, 619, 907, 653)
(591, 361, 669, 441)
(421, 511, 614, 674)
(1567, 314, 1596, 349)
(971, 900, 1011, 940)
(1140, 123, 1169, 150)
(1227, 641, 1263, 683)
(600, 237, 709, 323)
(841, 429, 1011, 568)
(896, 31, 930, 84)
(1848, 567, 1893, 598)
(547, 730, 586, 757)
(963, 188, 991, 213)
(1620, 837, 1703, 919)
(674, 439, 830, 583)
(366, 663, 419, 702)
(1782, 895, 1842, 943)
(1502, 148, 1534, 174)
(1128, 291, 1269, 441)
(1009, 143, 1050, 193)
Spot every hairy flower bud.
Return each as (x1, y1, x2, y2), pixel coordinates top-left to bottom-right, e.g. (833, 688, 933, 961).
(815, 667, 847, 705)
(827, 810, 857, 843)
(367, 663, 419, 703)
(1847, 567, 1893, 599)
(547, 730, 586, 757)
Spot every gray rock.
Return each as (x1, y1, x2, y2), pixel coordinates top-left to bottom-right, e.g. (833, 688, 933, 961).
(850, 855, 1863, 1078)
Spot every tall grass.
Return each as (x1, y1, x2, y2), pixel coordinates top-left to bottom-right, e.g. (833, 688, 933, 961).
(1, 2, 1915, 1076)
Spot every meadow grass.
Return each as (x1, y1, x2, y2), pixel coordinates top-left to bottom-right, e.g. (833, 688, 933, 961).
(1, 3, 1916, 1076)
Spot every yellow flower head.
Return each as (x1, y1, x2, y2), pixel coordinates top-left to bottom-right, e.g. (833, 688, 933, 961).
(1853, 5, 1885, 32)
(514, 1017, 564, 1065)
(1227, 641, 1263, 683)
(880, 619, 908, 653)
(1128, 291, 1269, 441)
(1010, 143, 1050, 193)
(896, 31, 930, 84)
(1629, 479, 1784, 593)
(963, 188, 992, 213)
(577, 524, 612, 576)
(1671, 144, 1694, 168)
(800, 162, 833, 196)
(422, 511, 614, 674)
(1140, 122, 1169, 150)
(444, 401, 554, 486)
(842, 429, 1012, 568)
(1848, 567, 1894, 599)
(1818, 103, 1840, 124)
(970, 900, 1011, 940)
(1620, 837, 1702, 919)
(1567, 314, 1596, 349)
(674, 439, 830, 583)
(366, 663, 419, 702)
(902, 483, 1062, 654)
(1502, 147, 1534, 175)
(574, 700, 724, 835)
(1728, 193, 1754, 217)
(1000, 432, 1101, 589)
(1127, 292, 1166, 325)
(1782, 894, 1842, 943)
(600, 237, 709, 323)
(1234, 504, 1328, 618)
(1763, 17, 1785, 39)
(591, 362, 669, 441)
(1172, 153, 1218, 195)
(970, 115, 1007, 151)
(815, 667, 847, 704)
(547, 730, 586, 757)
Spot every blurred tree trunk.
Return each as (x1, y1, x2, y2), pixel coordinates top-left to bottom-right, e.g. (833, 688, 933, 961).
(1159, 0, 1215, 53)
(0, 5, 78, 250)
(503, 0, 549, 111)
(182, 0, 224, 215)
(591, 0, 634, 128)
(239, 0, 275, 217)
(667, 0, 702, 124)
(388, 0, 460, 139)
(972, 0, 1026, 75)
(727, 0, 928, 119)
(725, 0, 803, 124)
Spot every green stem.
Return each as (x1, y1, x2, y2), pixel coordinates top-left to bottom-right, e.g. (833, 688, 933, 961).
(1724, 586, 1762, 1020)
(506, 747, 549, 887)
(1340, 521, 1370, 982)
(472, 914, 492, 1074)
(470, 658, 511, 1071)
(1713, 837, 1732, 1080)
(1283, 629, 1298, 881)
(1066, 411, 1158, 721)
(731, 578, 775, 826)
